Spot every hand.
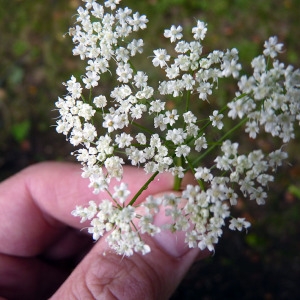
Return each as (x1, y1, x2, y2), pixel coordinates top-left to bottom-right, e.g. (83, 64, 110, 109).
(0, 162, 207, 300)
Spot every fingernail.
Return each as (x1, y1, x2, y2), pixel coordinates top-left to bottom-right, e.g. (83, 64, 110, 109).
(152, 211, 190, 258)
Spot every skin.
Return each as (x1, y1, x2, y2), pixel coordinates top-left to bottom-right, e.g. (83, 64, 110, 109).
(0, 162, 208, 299)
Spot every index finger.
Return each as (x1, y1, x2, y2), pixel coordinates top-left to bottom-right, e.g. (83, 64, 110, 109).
(0, 162, 175, 256)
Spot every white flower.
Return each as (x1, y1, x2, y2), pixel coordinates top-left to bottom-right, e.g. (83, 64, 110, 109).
(113, 182, 131, 204)
(102, 114, 120, 133)
(165, 65, 180, 79)
(198, 233, 218, 252)
(71, 200, 98, 223)
(136, 86, 154, 99)
(209, 110, 224, 129)
(166, 128, 187, 145)
(64, 76, 82, 99)
(116, 63, 133, 83)
(78, 103, 95, 121)
(169, 166, 185, 178)
(152, 49, 170, 68)
(104, 0, 121, 10)
(192, 20, 207, 40)
(245, 120, 259, 139)
(221, 140, 239, 157)
(183, 111, 197, 124)
(185, 230, 198, 248)
(104, 156, 124, 180)
(181, 74, 195, 90)
(175, 41, 190, 53)
(268, 149, 288, 169)
(175, 145, 190, 157)
(88, 218, 106, 240)
(111, 85, 132, 101)
(227, 96, 255, 120)
(133, 71, 148, 88)
(93, 95, 107, 108)
(83, 0, 95, 10)
(194, 135, 208, 152)
(163, 109, 179, 126)
(250, 186, 267, 205)
(115, 132, 133, 148)
(263, 36, 283, 58)
(126, 146, 147, 166)
(222, 48, 241, 78)
(82, 123, 97, 143)
(115, 47, 130, 62)
(135, 133, 147, 145)
(154, 114, 167, 131)
(127, 39, 144, 56)
(175, 54, 190, 71)
(195, 167, 213, 182)
(149, 99, 165, 114)
(226, 187, 239, 206)
(127, 12, 148, 31)
(229, 218, 251, 231)
(164, 25, 183, 42)
(197, 82, 213, 100)
(91, 2, 104, 16)
(130, 104, 146, 119)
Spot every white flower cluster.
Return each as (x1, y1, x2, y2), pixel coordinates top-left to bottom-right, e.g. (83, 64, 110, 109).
(228, 36, 300, 142)
(56, 0, 300, 256)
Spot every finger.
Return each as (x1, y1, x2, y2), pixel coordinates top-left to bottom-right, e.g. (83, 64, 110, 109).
(0, 223, 93, 300)
(0, 162, 175, 257)
(51, 196, 208, 300)
(0, 162, 88, 257)
(24, 162, 176, 227)
(0, 253, 68, 300)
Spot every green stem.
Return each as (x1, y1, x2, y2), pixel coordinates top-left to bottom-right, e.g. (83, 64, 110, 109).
(191, 117, 248, 167)
(185, 90, 191, 112)
(128, 59, 138, 74)
(173, 157, 183, 191)
(186, 157, 205, 190)
(89, 88, 92, 104)
(106, 188, 123, 209)
(128, 171, 159, 206)
(132, 121, 155, 135)
(173, 175, 182, 191)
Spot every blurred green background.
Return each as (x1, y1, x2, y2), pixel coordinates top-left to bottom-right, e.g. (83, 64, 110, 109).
(1, 0, 300, 299)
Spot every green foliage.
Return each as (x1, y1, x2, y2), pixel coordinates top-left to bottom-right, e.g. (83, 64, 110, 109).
(245, 233, 267, 252)
(11, 120, 31, 142)
(288, 185, 300, 199)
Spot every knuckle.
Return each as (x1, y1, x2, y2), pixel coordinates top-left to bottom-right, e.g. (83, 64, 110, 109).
(84, 252, 164, 300)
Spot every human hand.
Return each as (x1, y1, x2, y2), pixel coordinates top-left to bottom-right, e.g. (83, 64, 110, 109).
(0, 162, 207, 299)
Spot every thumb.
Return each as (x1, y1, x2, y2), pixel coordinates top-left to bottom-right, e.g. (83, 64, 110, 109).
(50, 195, 208, 300)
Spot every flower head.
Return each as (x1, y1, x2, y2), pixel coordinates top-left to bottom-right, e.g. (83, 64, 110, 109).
(57, 0, 300, 256)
